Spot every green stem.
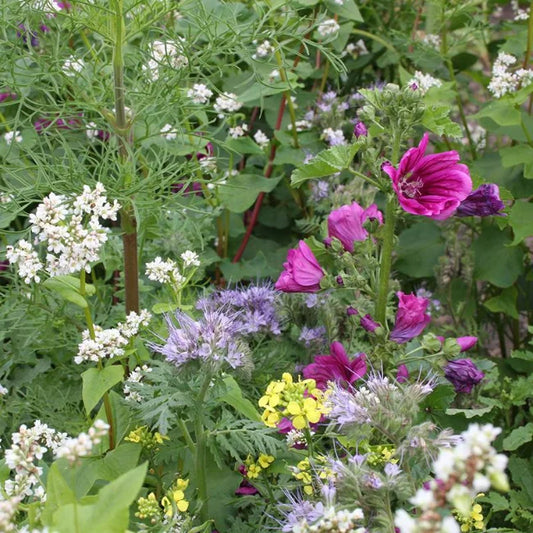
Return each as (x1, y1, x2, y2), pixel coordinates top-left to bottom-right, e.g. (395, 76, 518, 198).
(274, 49, 300, 148)
(195, 373, 212, 523)
(303, 427, 314, 457)
(348, 168, 386, 191)
(178, 418, 196, 454)
(79, 271, 115, 449)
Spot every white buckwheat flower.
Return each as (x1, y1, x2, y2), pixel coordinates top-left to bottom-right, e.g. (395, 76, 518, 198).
(146, 256, 185, 285)
(181, 250, 200, 267)
(408, 71, 442, 94)
(54, 420, 109, 464)
(6, 240, 43, 283)
(253, 129, 269, 147)
(214, 92, 243, 117)
(62, 56, 85, 76)
(252, 40, 274, 59)
(4, 131, 22, 145)
(161, 123, 177, 140)
(187, 83, 213, 104)
(317, 18, 340, 37)
(144, 40, 188, 79)
(488, 51, 533, 97)
(0, 384, 8, 396)
(512, 0, 529, 20)
(228, 124, 248, 138)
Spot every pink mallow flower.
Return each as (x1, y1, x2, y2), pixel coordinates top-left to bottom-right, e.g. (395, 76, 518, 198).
(275, 241, 324, 293)
(390, 291, 431, 344)
(327, 202, 383, 252)
(302, 341, 366, 390)
(437, 335, 478, 352)
(382, 133, 472, 220)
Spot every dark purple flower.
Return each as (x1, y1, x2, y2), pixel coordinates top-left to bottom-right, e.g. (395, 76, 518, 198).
(275, 241, 324, 293)
(444, 358, 484, 393)
(354, 121, 368, 138)
(346, 306, 358, 316)
(0, 92, 16, 103)
(396, 364, 409, 383)
(327, 202, 383, 252)
(360, 314, 380, 333)
(456, 184, 505, 217)
(302, 341, 366, 390)
(389, 291, 431, 344)
(336, 275, 344, 285)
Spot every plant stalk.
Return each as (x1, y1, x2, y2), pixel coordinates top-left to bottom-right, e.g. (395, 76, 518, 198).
(195, 373, 212, 523)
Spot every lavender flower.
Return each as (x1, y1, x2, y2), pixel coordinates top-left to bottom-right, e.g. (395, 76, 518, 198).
(278, 492, 325, 532)
(196, 283, 281, 336)
(153, 304, 250, 370)
(298, 325, 327, 348)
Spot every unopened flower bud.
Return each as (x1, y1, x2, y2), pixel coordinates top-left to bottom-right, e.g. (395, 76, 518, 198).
(354, 121, 368, 138)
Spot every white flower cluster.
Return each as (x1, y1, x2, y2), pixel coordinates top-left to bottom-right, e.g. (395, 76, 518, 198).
(124, 364, 152, 402)
(214, 92, 243, 117)
(187, 83, 213, 104)
(342, 40, 369, 58)
(229, 124, 248, 138)
(62, 56, 85, 76)
(252, 40, 274, 60)
(181, 250, 200, 267)
(288, 120, 312, 132)
(0, 384, 8, 396)
(511, 0, 529, 20)
(0, 496, 20, 533)
(161, 123, 177, 141)
(146, 256, 184, 284)
(74, 310, 152, 364)
(487, 51, 533, 98)
(85, 121, 100, 141)
(421, 33, 441, 50)
(4, 421, 67, 500)
(395, 424, 508, 533)
(322, 128, 346, 146)
(317, 19, 340, 37)
(254, 129, 269, 147)
(7, 184, 120, 282)
(144, 40, 188, 79)
(296, 507, 365, 533)
(4, 131, 22, 145)
(407, 71, 442, 94)
(54, 420, 109, 464)
(1, 193, 14, 204)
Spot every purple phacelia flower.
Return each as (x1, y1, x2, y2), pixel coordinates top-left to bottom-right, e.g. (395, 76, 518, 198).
(298, 325, 327, 348)
(444, 358, 484, 393)
(456, 183, 505, 217)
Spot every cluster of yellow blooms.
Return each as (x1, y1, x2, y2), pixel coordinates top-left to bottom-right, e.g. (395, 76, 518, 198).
(259, 373, 329, 430)
(135, 478, 190, 523)
(125, 426, 168, 450)
(291, 456, 333, 495)
(244, 453, 275, 479)
(455, 494, 485, 532)
(365, 445, 397, 467)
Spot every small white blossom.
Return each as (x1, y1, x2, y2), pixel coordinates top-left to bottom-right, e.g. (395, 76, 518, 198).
(252, 40, 274, 60)
(343, 40, 369, 57)
(253, 129, 269, 147)
(214, 92, 243, 117)
(6, 240, 43, 283)
(317, 18, 340, 37)
(181, 250, 200, 267)
(161, 123, 177, 141)
(421, 33, 441, 49)
(488, 52, 533, 98)
(512, 0, 529, 20)
(287, 120, 312, 132)
(187, 83, 213, 104)
(228, 124, 248, 138)
(54, 420, 109, 464)
(4, 131, 22, 145)
(144, 40, 188, 79)
(85, 122, 99, 140)
(146, 256, 185, 285)
(408, 71, 442, 94)
(0, 384, 8, 396)
(62, 56, 85, 76)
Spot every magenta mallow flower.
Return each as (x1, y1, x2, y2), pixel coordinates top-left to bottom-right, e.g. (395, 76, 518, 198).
(327, 202, 383, 252)
(456, 184, 505, 217)
(360, 314, 380, 333)
(354, 121, 368, 138)
(275, 241, 324, 293)
(302, 341, 366, 390)
(396, 364, 409, 383)
(437, 335, 478, 352)
(389, 291, 431, 344)
(382, 133, 472, 220)
(0, 92, 17, 103)
(444, 358, 484, 393)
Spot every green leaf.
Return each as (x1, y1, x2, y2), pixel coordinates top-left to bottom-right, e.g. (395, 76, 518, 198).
(503, 423, 533, 451)
(82, 366, 124, 415)
(484, 287, 519, 319)
(218, 175, 282, 213)
(422, 105, 462, 137)
(509, 457, 533, 501)
(446, 406, 494, 418)
(224, 136, 265, 155)
(474, 101, 522, 126)
(395, 221, 445, 278)
(509, 201, 533, 245)
(290, 143, 360, 186)
(220, 376, 261, 422)
(42, 275, 95, 308)
(472, 226, 524, 287)
(52, 463, 147, 533)
(325, 0, 363, 21)
(42, 462, 77, 526)
(499, 145, 533, 179)
(152, 302, 178, 314)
